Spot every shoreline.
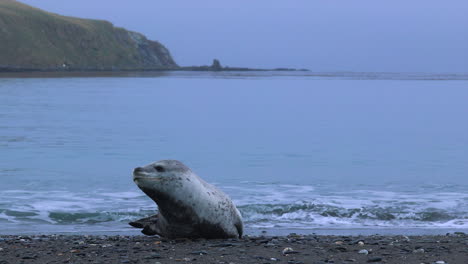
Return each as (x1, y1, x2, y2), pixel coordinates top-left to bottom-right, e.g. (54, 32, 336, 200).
(0, 66, 308, 73)
(2, 227, 468, 237)
(0, 233, 466, 264)
(1, 70, 467, 80)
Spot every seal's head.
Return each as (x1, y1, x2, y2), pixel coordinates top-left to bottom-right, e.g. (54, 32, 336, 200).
(133, 160, 190, 181)
(133, 160, 192, 202)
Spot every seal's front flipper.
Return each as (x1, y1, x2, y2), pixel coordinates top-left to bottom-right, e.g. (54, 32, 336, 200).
(129, 214, 158, 229)
(142, 223, 159, 236)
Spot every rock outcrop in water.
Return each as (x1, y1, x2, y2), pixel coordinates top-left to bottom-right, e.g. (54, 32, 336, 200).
(0, 0, 177, 71)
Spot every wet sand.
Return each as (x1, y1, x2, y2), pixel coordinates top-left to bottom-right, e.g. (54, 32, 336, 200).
(0, 233, 466, 264)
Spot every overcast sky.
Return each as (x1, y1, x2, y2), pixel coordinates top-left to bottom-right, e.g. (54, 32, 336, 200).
(20, 0, 468, 72)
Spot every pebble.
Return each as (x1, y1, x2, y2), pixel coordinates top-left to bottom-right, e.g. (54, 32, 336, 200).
(21, 255, 38, 260)
(435, 261, 445, 264)
(190, 250, 208, 255)
(144, 253, 161, 259)
(287, 261, 304, 264)
(210, 243, 234, 247)
(358, 249, 369, 255)
(282, 247, 294, 255)
(282, 247, 299, 255)
(358, 241, 365, 246)
(336, 246, 347, 252)
(367, 256, 382, 262)
(413, 248, 425, 253)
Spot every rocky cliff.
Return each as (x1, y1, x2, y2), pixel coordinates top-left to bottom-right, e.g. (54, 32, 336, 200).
(0, 0, 178, 71)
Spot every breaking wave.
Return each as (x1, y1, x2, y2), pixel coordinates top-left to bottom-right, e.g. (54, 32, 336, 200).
(0, 183, 467, 234)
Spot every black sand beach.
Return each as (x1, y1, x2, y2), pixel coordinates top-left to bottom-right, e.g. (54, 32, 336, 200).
(1, 233, 466, 264)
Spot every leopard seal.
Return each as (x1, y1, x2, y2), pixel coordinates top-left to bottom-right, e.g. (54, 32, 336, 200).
(130, 160, 243, 239)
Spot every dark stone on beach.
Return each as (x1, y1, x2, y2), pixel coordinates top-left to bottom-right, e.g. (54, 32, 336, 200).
(335, 246, 348, 252)
(21, 254, 38, 260)
(209, 242, 235, 247)
(144, 253, 161, 259)
(367, 256, 383, 262)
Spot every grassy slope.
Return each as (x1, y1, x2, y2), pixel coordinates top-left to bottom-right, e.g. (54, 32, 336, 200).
(0, 0, 177, 69)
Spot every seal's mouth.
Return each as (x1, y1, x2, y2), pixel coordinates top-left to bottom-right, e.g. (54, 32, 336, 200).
(133, 176, 162, 182)
(133, 167, 149, 179)
(133, 167, 163, 182)
(133, 172, 162, 182)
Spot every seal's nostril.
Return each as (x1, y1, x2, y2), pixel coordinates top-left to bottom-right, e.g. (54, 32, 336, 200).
(134, 167, 143, 173)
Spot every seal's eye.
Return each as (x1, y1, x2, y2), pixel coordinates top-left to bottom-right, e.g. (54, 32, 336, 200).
(154, 165, 165, 172)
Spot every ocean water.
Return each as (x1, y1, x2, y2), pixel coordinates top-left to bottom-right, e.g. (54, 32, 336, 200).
(0, 71, 467, 235)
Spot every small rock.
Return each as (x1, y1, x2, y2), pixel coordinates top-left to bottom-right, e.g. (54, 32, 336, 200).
(282, 247, 299, 255)
(0, 248, 3, 251)
(413, 248, 425, 253)
(270, 258, 278, 261)
(21, 255, 37, 260)
(358, 241, 365, 246)
(287, 261, 304, 264)
(209, 243, 234, 247)
(283, 247, 294, 254)
(358, 249, 369, 255)
(435, 261, 445, 264)
(367, 257, 382, 262)
(345, 259, 356, 262)
(336, 246, 347, 252)
(335, 241, 344, 245)
(190, 250, 208, 255)
(144, 253, 161, 259)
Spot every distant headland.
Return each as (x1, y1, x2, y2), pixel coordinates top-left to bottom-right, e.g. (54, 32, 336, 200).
(0, 0, 306, 72)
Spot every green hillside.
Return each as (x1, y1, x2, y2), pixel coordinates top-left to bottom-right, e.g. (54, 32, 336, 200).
(0, 0, 178, 70)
